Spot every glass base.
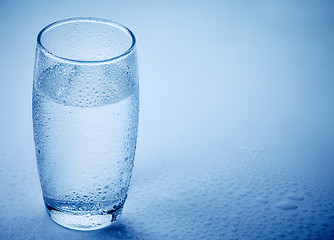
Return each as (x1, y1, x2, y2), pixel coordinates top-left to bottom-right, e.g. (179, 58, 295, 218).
(45, 202, 124, 231)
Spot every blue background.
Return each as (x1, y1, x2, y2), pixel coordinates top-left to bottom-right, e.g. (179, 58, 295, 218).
(0, 0, 334, 239)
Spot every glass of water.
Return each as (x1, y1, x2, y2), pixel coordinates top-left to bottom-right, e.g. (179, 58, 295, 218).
(32, 18, 139, 230)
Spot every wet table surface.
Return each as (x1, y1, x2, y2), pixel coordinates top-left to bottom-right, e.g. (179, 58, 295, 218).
(1, 1, 334, 239)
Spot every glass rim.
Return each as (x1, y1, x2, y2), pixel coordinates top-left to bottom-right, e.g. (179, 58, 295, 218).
(37, 17, 136, 65)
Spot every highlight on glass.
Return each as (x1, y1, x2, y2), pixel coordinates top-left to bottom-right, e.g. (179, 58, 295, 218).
(32, 17, 139, 230)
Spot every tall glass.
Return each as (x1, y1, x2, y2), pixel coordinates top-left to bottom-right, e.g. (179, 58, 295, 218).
(32, 18, 139, 231)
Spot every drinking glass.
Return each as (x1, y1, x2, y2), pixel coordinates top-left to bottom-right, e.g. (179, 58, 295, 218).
(32, 18, 139, 231)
